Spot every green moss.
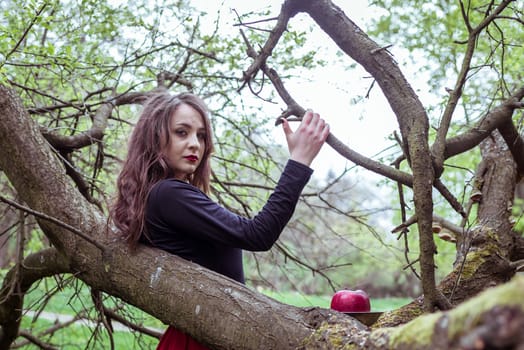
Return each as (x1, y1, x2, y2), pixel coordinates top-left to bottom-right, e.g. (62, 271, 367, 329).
(387, 312, 441, 347)
(301, 321, 364, 350)
(372, 299, 424, 329)
(458, 250, 485, 279)
(384, 276, 524, 348)
(447, 275, 524, 337)
(459, 233, 501, 279)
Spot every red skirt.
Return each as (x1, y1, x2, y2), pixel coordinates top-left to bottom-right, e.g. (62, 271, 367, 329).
(157, 326, 210, 350)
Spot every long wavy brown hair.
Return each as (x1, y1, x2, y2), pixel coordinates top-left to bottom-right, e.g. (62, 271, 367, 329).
(109, 92, 214, 249)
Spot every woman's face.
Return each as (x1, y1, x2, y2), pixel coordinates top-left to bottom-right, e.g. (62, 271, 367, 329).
(166, 103, 206, 181)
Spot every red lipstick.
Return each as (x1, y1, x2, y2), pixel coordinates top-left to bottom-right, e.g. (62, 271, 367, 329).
(184, 155, 198, 162)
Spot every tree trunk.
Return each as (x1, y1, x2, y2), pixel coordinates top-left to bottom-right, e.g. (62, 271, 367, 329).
(376, 131, 521, 329)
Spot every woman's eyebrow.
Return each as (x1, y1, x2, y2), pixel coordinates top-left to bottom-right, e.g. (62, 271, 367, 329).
(173, 122, 193, 127)
(173, 122, 205, 131)
(173, 122, 190, 127)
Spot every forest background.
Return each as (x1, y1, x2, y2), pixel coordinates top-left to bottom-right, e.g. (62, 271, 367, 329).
(1, 0, 523, 349)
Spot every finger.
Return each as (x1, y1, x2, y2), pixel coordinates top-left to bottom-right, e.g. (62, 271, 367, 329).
(301, 109, 314, 126)
(313, 115, 324, 131)
(312, 112, 324, 128)
(281, 118, 292, 137)
(321, 121, 330, 141)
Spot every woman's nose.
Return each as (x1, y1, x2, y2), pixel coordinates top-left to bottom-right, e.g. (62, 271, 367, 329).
(188, 133, 200, 148)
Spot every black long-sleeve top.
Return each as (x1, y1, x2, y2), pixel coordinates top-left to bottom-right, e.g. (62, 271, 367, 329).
(143, 160, 313, 284)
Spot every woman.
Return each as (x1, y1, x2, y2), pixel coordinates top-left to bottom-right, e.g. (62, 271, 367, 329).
(110, 92, 329, 349)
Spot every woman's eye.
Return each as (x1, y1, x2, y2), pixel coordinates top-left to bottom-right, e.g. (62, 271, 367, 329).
(175, 130, 187, 136)
(198, 133, 206, 140)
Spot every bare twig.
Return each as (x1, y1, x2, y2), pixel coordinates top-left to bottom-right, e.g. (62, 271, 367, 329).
(0, 195, 105, 251)
(16, 330, 58, 350)
(2, 3, 48, 65)
(103, 307, 163, 339)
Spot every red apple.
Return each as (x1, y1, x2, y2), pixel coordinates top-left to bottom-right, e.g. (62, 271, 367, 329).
(330, 289, 371, 312)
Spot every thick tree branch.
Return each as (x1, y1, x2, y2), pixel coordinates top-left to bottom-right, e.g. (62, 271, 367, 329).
(40, 99, 112, 151)
(497, 115, 524, 178)
(42, 103, 113, 150)
(444, 86, 524, 159)
(498, 87, 524, 177)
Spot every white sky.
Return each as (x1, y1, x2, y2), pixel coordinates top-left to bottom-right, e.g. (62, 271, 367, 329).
(190, 0, 407, 181)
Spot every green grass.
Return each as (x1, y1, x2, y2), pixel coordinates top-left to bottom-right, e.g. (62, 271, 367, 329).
(23, 277, 164, 329)
(15, 278, 164, 349)
(17, 316, 158, 349)
(260, 289, 411, 311)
